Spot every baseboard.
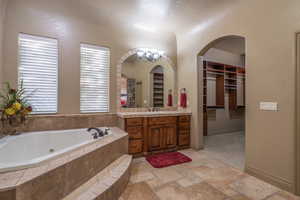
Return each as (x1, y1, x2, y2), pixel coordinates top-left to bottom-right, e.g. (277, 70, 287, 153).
(245, 165, 294, 193)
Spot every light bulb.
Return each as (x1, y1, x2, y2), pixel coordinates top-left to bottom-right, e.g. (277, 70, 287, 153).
(153, 53, 160, 60)
(146, 51, 152, 58)
(137, 50, 144, 58)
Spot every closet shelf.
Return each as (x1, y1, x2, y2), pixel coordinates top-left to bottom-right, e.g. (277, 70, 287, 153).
(153, 72, 164, 108)
(225, 78, 237, 81)
(225, 84, 237, 87)
(206, 71, 224, 76)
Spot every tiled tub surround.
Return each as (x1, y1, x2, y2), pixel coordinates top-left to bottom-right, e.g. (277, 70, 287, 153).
(0, 127, 113, 173)
(64, 155, 132, 200)
(0, 127, 130, 200)
(0, 114, 118, 138)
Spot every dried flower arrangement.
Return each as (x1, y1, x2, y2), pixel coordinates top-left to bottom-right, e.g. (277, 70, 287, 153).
(0, 81, 33, 135)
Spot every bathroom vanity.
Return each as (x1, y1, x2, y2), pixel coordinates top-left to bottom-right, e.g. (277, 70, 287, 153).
(116, 49, 191, 156)
(118, 112, 191, 156)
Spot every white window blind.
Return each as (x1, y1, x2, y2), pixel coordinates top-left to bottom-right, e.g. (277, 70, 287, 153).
(18, 33, 58, 114)
(80, 44, 110, 113)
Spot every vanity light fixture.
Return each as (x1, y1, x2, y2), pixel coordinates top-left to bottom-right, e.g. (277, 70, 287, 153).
(136, 48, 165, 62)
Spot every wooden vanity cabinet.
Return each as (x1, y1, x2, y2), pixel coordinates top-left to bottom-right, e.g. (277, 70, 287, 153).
(148, 125, 177, 152)
(125, 118, 144, 154)
(148, 126, 164, 151)
(148, 117, 177, 152)
(122, 115, 191, 156)
(178, 115, 191, 148)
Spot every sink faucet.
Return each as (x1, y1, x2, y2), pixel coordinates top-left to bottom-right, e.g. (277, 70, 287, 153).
(87, 127, 104, 139)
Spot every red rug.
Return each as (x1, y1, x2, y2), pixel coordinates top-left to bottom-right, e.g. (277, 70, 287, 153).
(146, 152, 192, 168)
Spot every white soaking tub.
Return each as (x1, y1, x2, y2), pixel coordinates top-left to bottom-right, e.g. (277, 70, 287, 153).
(0, 127, 111, 173)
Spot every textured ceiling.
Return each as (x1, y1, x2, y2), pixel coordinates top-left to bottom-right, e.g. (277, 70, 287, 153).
(74, 0, 240, 35)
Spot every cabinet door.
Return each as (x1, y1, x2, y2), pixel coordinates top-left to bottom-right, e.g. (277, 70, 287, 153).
(127, 126, 143, 139)
(129, 140, 143, 154)
(163, 125, 177, 149)
(178, 134, 190, 146)
(148, 126, 164, 151)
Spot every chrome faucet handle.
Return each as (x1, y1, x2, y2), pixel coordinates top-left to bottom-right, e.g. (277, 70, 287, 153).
(98, 129, 104, 137)
(91, 132, 98, 139)
(104, 128, 110, 135)
(87, 127, 101, 139)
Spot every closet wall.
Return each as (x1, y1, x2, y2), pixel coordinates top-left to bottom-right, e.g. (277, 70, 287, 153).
(204, 48, 245, 135)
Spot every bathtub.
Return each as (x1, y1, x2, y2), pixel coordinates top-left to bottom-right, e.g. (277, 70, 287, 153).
(0, 127, 112, 173)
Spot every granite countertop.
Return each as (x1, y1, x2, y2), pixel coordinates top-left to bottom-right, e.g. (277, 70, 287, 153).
(117, 110, 192, 118)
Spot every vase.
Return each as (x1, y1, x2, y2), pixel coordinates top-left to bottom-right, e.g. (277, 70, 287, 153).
(0, 121, 25, 136)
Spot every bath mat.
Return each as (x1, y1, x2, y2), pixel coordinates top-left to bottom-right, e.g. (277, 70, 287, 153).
(146, 152, 192, 168)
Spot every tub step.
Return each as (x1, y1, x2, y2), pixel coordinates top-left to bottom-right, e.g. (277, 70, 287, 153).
(63, 154, 132, 200)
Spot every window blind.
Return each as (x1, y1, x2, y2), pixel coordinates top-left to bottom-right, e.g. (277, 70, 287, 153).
(80, 44, 110, 113)
(18, 33, 58, 114)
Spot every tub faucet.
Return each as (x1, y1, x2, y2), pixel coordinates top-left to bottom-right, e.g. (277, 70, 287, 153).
(87, 127, 104, 139)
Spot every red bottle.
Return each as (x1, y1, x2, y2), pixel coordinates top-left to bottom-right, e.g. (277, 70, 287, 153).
(167, 89, 173, 107)
(180, 88, 187, 108)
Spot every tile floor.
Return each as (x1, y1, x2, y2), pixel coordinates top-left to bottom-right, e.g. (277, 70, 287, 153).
(119, 149, 300, 200)
(204, 131, 245, 170)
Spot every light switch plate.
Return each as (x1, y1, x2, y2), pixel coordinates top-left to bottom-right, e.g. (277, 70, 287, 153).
(259, 102, 278, 111)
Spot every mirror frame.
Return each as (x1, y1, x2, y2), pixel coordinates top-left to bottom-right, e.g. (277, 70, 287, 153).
(116, 48, 177, 112)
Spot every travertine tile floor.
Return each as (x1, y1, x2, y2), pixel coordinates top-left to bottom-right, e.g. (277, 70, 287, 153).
(119, 149, 300, 200)
(204, 131, 245, 170)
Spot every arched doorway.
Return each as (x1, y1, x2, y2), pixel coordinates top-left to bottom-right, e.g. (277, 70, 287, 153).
(198, 35, 246, 170)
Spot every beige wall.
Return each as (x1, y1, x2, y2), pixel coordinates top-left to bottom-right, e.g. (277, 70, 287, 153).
(177, 0, 300, 192)
(213, 37, 245, 55)
(207, 107, 245, 135)
(2, 0, 177, 114)
(0, 0, 7, 85)
(297, 33, 300, 194)
(204, 48, 245, 67)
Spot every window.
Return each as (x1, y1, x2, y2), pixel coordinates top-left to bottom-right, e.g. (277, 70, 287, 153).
(80, 44, 110, 113)
(18, 33, 58, 114)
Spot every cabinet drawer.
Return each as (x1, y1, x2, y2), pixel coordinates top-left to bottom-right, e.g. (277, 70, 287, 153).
(178, 135, 190, 146)
(148, 117, 177, 125)
(178, 130, 190, 135)
(126, 118, 143, 126)
(127, 126, 143, 139)
(178, 122, 190, 130)
(179, 115, 191, 122)
(129, 140, 143, 154)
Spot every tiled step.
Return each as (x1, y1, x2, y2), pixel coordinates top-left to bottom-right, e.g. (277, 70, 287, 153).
(63, 155, 132, 200)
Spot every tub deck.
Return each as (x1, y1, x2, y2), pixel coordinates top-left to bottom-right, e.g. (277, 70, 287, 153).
(0, 127, 129, 200)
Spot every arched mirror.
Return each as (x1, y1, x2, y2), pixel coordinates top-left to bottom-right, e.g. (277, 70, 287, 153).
(119, 49, 176, 109)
